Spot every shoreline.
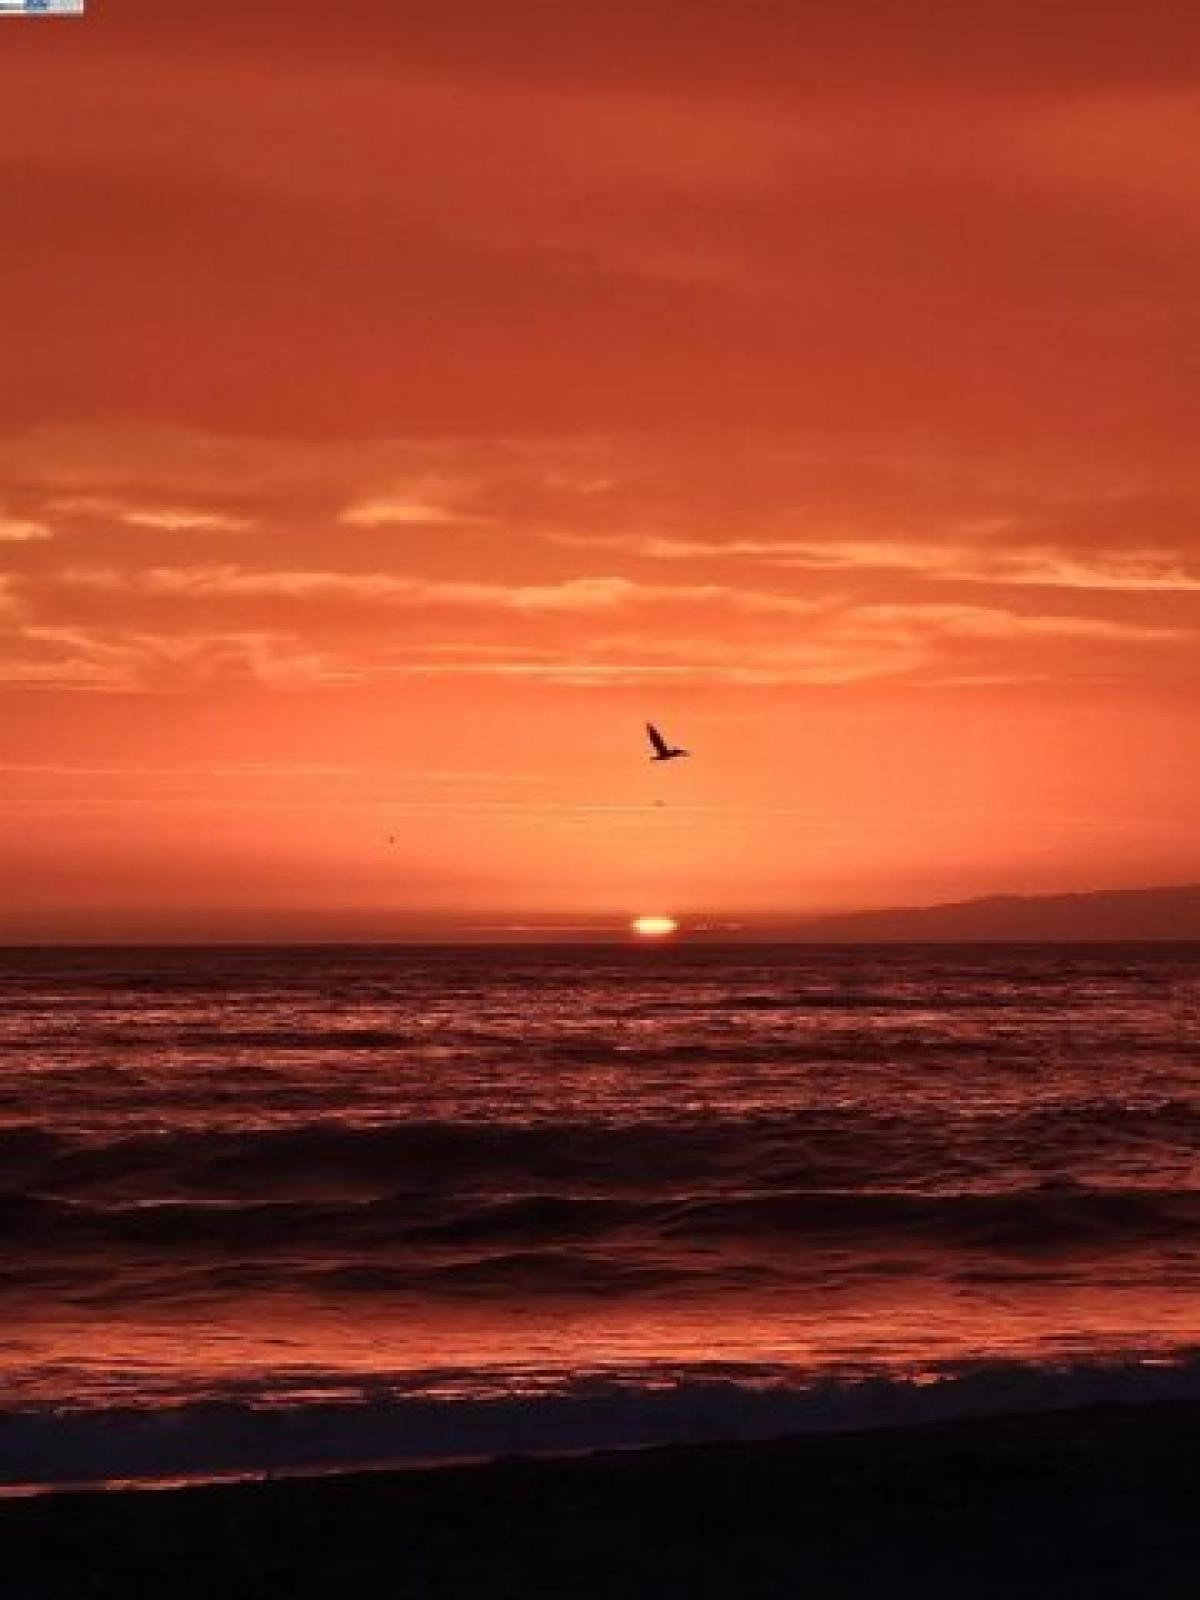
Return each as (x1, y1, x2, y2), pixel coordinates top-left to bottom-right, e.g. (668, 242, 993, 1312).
(5, 1345, 1199, 1497)
(3, 1400, 1198, 1597)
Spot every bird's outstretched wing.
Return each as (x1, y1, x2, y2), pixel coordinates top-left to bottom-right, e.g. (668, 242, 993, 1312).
(646, 722, 670, 758)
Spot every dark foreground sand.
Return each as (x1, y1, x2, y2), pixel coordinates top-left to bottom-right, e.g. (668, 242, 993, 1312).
(2, 1403, 1198, 1598)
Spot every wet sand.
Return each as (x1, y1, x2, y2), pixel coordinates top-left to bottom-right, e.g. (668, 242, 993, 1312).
(2, 1402, 1198, 1597)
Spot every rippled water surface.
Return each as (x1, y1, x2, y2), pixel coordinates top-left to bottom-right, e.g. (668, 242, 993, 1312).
(1, 943, 1197, 1487)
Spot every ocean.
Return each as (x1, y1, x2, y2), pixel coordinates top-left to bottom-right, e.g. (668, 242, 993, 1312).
(1, 943, 1197, 1491)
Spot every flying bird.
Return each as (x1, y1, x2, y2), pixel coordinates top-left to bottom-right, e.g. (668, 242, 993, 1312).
(646, 722, 689, 762)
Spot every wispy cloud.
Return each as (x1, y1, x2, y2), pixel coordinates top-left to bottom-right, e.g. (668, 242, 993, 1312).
(47, 495, 252, 532)
(8, 563, 1184, 695)
(0, 509, 52, 544)
(553, 532, 1200, 593)
(120, 507, 253, 532)
(848, 600, 1183, 643)
(0, 586, 1184, 693)
(775, 541, 1200, 593)
(0, 625, 349, 693)
(340, 496, 486, 528)
(52, 564, 820, 617)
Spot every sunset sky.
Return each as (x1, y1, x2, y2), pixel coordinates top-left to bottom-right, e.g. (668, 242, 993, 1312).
(1, 1, 1198, 937)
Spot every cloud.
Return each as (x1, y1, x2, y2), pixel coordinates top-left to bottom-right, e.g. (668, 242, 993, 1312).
(340, 497, 485, 528)
(52, 564, 821, 618)
(0, 624, 350, 693)
(774, 542, 1200, 593)
(47, 495, 252, 531)
(57, 565, 641, 612)
(4, 585, 1181, 695)
(555, 533, 1200, 593)
(3, 428, 1194, 701)
(0, 509, 52, 544)
(119, 507, 253, 532)
(848, 600, 1182, 644)
(7, 44, 1200, 440)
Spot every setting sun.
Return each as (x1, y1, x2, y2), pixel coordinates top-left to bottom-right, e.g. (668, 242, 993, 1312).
(631, 915, 678, 938)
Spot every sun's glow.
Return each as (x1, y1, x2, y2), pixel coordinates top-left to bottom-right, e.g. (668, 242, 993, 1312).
(632, 914, 678, 938)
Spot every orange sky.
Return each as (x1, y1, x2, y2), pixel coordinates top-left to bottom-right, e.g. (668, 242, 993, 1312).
(1, 1, 1197, 937)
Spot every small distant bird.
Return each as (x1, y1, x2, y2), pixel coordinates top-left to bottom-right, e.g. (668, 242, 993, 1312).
(646, 722, 689, 762)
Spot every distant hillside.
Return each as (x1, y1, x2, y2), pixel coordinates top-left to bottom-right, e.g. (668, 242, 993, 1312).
(794, 885, 1200, 943)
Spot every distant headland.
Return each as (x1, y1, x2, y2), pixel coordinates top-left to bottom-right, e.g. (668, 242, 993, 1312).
(786, 884, 1200, 943)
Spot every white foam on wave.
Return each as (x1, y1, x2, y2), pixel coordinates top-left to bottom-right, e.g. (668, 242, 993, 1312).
(3, 1349, 1199, 1495)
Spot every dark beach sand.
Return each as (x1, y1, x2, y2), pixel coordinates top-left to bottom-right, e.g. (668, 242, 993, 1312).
(3, 1403, 1198, 1598)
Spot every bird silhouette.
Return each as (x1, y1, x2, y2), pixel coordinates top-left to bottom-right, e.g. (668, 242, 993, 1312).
(646, 722, 689, 762)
